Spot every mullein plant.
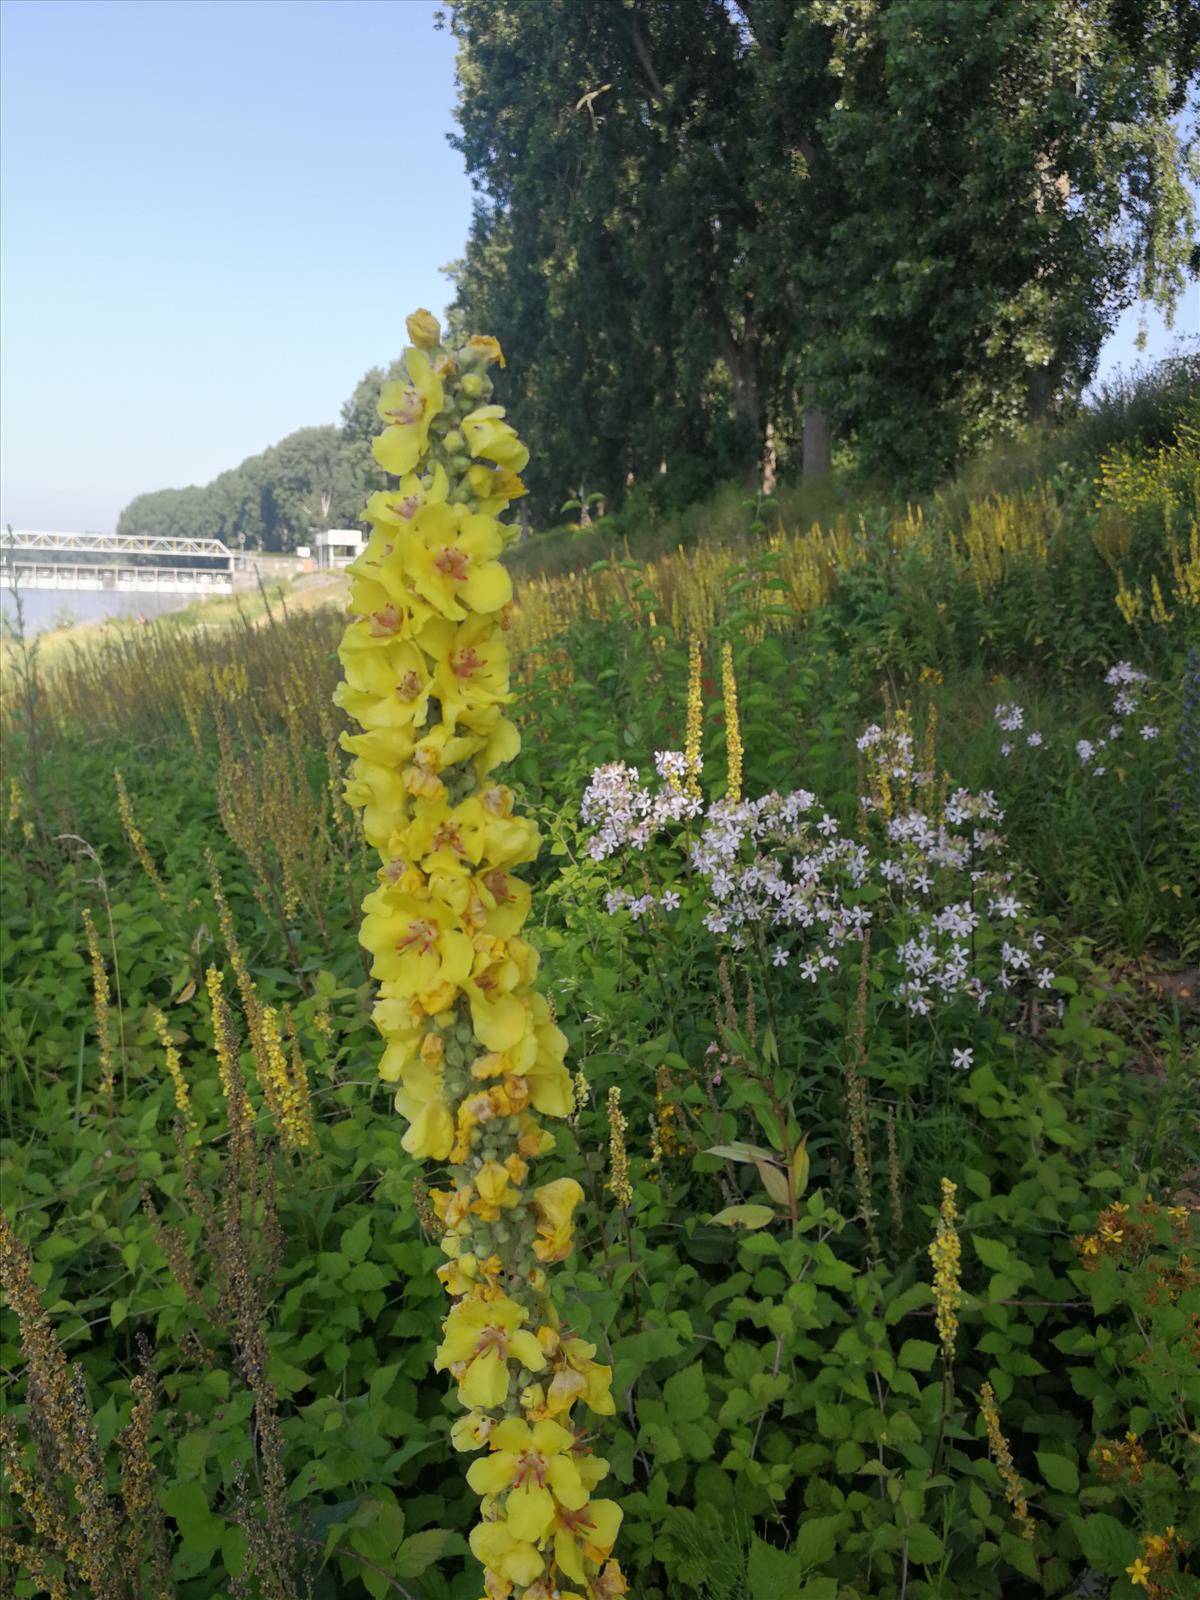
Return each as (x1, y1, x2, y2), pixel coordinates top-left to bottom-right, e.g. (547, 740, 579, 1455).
(336, 311, 625, 1600)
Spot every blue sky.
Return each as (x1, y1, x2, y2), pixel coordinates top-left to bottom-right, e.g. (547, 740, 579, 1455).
(0, 0, 470, 531)
(1, 0, 1196, 533)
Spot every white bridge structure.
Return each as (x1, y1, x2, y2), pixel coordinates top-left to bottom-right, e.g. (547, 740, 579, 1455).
(1, 531, 235, 596)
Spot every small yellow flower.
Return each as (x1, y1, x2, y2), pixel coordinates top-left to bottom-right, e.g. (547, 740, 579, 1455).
(469, 1519, 543, 1586)
(1126, 1557, 1150, 1586)
(552, 1498, 624, 1584)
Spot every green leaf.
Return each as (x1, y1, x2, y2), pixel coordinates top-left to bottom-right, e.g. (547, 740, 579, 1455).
(898, 1339, 937, 1372)
(393, 1528, 450, 1578)
(973, 1236, 1010, 1270)
(711, 1204, 776, 1230)
(747, 1536, 803, 1599)
(793, 1515, 842, 1567)
(1036, 1451, 1079, 1494)
(340, 1215, 371, 1262)
(1072, 1513, 1137, 1570)
(706, 1142, 777, 1164)
(662, 1361, 709, 1425)
(904, 1523, 944, 1563)
(755, 1158, 792, 1207)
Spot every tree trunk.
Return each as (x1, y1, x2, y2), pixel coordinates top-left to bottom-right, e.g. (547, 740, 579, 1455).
(803, 409, 831, 478)
(762, 420, 778, 496)
(711, 309, 763, 488)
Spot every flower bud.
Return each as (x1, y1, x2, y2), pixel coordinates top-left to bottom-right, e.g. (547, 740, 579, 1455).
(406, 308, 441, 349)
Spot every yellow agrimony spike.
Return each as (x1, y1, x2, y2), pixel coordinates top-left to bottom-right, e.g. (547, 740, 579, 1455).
(929, 1177, 961, 1363)
(150, 1005, 195, 1131)
(684, 636, 704, 798)
(80, 908, 115, 1113)
(979, 1381, 1036, 1542)
(336, 316, 623, 1599)
(721, 641, 743, 804)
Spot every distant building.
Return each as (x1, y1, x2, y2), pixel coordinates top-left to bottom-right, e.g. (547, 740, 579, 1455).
(315, 529, 365, 569)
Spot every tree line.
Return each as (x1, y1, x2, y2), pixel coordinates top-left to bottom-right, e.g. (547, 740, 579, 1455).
(115, 362, 408, 552)
(119, 0, 1198, 546)
(444, 0, 1199, 520)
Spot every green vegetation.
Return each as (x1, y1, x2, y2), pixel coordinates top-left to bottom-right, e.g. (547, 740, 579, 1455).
(2, 371, 1197, 1598)
(110, 4, 1198, 549)
(447, 0, 1199, 512)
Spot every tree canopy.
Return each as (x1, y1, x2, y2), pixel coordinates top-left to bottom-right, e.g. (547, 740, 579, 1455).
(445, 0, 1199, 509)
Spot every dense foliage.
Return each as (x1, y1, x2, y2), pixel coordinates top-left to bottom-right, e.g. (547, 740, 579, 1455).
(2, 370, 1198, 1598)
(446, 0, 1200, 509)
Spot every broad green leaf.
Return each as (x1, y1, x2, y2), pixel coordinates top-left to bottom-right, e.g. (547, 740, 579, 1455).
(1036, 1451, 1079, 1494)
(711, 1204, 776, 1230)
(393, 1528, 450, 1577)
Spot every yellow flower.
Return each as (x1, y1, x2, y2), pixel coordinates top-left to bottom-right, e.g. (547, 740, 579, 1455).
(402, 502, 513, 620)
(374, 347, 444, 476)
(1126, 1557, 1150, 1586)
(544, 1336, 615, 1418)
(342, 756, 412, 850)
(363, 462, 449, 530)
(532, 1178, 584, 1263)
(435, 1295, 547, 1409)
(467, 334, 506, 369)
(466, 1418, 589, 1540)
(467, 462, 527, 515)
(360, 884, 475, 998)
(469, 1520, 543, 1587)
(553, 1498, 623, 1584)
(462, 404, 529, 472)
(425, 614, 513, 731)
(335, 634, 434, 733)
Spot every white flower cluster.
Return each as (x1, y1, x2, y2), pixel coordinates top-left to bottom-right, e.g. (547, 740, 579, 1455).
(993, 662, 1157, 773)
(581, 760, 703, 861)
(581, 727, 1053, 1017)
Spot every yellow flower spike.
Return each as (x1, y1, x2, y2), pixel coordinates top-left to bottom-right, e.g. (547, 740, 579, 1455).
(929, 1177, 962, 1363)
(337, 315, 617, 1592)
(722, 640, 743, 803)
